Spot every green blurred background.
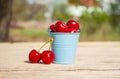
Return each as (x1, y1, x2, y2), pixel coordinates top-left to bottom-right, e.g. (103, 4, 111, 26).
(0, 0, 120, 42)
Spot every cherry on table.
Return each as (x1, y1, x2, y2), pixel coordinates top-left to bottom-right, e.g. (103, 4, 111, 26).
(29, 49, 41, 63)
(41, 50, 55, 64)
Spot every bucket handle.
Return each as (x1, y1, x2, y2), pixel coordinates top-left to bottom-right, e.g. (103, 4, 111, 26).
(49, 36, 55, 50)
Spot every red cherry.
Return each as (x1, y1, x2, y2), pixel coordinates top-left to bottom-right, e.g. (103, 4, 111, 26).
(41, 50, 55, 64)
(50, 24, 55, 32)
(55, 21, 68, 32)
(29, 49, 41, 63)
(67, 20, 80, 30)
(67, 27, 77, 33)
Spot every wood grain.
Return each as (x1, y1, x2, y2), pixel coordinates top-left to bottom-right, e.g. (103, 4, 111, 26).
(0, 42, 120, 79)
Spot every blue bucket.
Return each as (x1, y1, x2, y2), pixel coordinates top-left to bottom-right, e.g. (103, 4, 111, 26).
(50, 32, 80, 64)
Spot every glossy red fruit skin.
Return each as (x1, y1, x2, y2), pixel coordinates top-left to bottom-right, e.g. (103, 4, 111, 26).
(50, 24, 55, 32)
(67, 27, 77, 33)
(55, 21, 68, 32)
(41, 50, 55, 64)
(29, 49, 41, 63)
(67, 20, 80, 30)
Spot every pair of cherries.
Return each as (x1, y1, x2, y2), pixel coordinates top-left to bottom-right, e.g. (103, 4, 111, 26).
(28, 37, 55, 64)
(50, 20, 80, 33)
(29, 50, 54, 64)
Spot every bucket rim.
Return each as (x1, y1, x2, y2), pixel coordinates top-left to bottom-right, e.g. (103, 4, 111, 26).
(48, 28, 80, 35)
(50, 32, 80, 35)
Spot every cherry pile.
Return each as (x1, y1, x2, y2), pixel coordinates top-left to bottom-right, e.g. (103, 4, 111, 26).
(28, 37, 55, 64)
(49, 20, 80, 33)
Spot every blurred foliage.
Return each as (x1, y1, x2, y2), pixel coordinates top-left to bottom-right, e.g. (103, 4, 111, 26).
(10, 29, 49, 41)
(68, 0, 81, 5)
(10, 0, 120, 41)
(78, 5, 120, 41)
(12, 0, 46, 20)
(12, 29, 48, 37)
(35, 12, 45, 20)
(52, 4, 72, 21)
(12, 0, 28, 20)
(79, 8, 110, 35)
(110, 0, 120, 29)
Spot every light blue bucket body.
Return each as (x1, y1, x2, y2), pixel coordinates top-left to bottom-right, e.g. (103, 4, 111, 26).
(50, 32, 80, 64)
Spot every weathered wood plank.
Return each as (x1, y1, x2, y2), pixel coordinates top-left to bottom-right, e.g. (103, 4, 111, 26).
(0, 42, 120, 79)
(0, 71, 120, 79)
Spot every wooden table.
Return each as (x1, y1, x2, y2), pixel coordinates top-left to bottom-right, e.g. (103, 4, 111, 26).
(0, 42, 120, 79)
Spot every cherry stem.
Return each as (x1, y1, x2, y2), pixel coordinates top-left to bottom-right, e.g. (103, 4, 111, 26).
(38, 40, 49, 51)
(38, 36, 54, 51)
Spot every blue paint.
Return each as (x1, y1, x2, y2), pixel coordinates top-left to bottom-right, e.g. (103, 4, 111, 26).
(50, 32, 80, 64)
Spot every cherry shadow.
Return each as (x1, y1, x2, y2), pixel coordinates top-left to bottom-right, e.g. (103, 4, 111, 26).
(24, 60, 31, 63)
(24, 60, 43, 64)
